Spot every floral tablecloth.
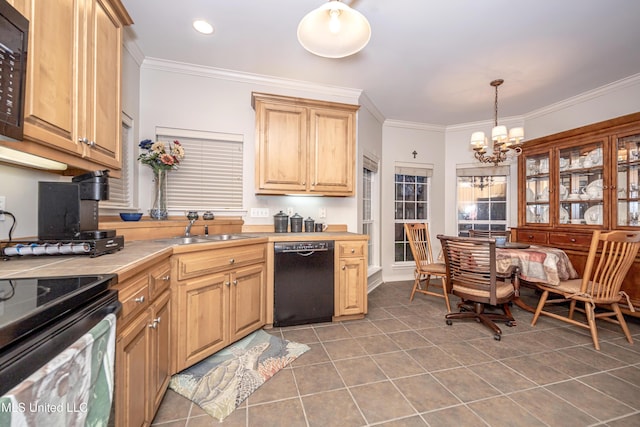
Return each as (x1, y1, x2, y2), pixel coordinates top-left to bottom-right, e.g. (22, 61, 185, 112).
(496, 245, 579, 286)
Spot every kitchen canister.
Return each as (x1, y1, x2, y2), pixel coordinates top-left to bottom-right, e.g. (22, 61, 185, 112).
(304, 217, 315, 232)
(290, 213, 303, 233)
(274, 210, 289, 233)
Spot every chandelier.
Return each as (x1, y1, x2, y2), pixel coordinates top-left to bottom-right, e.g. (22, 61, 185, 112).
(297, 0, 371, 58)
(471, 79, 525, 165)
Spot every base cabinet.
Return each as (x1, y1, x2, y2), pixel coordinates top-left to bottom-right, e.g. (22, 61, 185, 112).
(335, 240, 368, 319)
(114, 258, 171, 427)
(172, 244, 267, 373)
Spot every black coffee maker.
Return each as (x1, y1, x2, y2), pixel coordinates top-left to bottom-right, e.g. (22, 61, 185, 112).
(38, 170, 116, 240)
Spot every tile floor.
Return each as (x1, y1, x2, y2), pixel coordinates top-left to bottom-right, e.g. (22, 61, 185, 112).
(151, 281, 640, 426)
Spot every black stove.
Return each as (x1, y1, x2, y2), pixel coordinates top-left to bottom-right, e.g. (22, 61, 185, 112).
(0, 274, 120, 395)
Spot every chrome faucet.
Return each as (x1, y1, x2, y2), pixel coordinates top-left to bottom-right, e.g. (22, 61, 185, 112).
(184, 219, 196, 237)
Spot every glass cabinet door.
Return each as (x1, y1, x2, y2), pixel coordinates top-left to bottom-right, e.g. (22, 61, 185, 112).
(524, 153, 550, 224)
(558, 142, 604, 226)
(615, 133, 640, 228)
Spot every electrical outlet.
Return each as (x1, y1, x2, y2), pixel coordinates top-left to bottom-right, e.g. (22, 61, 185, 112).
(250, 208, 269, 217)
(319, 207, 326, 218)
(0, 196, 5, 221)
(286, 207, 294, 216)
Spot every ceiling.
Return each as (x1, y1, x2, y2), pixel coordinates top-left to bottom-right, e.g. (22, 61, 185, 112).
(121, 0, 640, 126)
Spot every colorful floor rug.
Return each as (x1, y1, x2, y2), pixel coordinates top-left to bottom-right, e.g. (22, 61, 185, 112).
(168, 329, 309, 421)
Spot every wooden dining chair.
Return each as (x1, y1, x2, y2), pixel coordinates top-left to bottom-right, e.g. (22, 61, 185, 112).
(531, 230, 640, 350)
(437, 234, 519, 340)
(404, 223, 451, 312)
(468, 229, 511, 241)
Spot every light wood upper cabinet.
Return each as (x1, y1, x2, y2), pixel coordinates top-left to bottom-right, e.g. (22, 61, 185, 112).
(252, 92, 359, 196)
(6, 0, 131, 172)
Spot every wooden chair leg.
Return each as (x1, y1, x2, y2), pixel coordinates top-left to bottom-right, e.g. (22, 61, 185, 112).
(409, 276, 420, 301)
(531, 289, 549, 326)
(441, 277, 452, 312)
(568, 299, 578, 320)
(612, 303, 634, 344)
(584, 303, 600, 351)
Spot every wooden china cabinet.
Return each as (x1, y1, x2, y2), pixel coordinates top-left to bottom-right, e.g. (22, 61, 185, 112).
(514, 112, 640, 316)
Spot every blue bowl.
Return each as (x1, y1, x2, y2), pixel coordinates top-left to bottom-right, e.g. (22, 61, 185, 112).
(120, 212, 143, 221)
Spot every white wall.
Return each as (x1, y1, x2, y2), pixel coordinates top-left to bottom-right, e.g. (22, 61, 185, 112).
(380, 121, 446, 282)
(138, 60, 363, 231)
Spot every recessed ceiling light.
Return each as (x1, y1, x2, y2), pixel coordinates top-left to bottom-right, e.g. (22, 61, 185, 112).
(193, 20, 214, 35)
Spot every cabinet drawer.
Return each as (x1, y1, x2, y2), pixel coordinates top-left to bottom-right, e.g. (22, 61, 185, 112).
(149, 261, 171, 299)
(176, 244, 266, 281)
(338, 241, 366, 258)
(548, 232, 592, 248)
(115, 274, 150, 326)
(516, 230, 548, 245)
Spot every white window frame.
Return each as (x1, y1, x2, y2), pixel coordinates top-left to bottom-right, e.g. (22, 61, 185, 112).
(101, 112, 136, 212)
(456, 165, 510, 235)
(362, 154, 380, 269)
(393, 162, 433, 264)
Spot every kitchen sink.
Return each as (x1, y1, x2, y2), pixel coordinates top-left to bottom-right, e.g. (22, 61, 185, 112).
(154, 236, 211, 245)
(201, 234, 252, 241)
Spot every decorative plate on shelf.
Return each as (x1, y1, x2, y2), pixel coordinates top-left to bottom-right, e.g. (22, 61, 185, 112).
(588, 148, 603, 165)
(560, 207, 569, 224)
(584, 205, 603, 225)
(559, 185, 569, 200)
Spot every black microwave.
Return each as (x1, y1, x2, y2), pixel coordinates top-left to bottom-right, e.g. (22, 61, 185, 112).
(0, 0, 28, 142)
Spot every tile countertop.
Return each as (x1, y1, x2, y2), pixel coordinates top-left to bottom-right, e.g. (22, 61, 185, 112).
(0, 232, 367, 280)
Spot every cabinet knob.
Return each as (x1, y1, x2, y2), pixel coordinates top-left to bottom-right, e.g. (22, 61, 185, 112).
(225, 281, 230, 286)
(233, 279, 238, 286)
(351, 248, 355, 253)
(78, 137, 88, 144)
(229, 258, 235, 264)
(342, 265, 346, 270)
(570, 238, 576, 242)
(162, 275, 170, 281)
(153, 316, 161, 324)
(148, 321, 157, 329)
(134, 296, 145, 303)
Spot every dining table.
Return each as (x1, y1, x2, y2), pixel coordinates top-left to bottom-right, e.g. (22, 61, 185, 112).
(495, 243, 579, 312)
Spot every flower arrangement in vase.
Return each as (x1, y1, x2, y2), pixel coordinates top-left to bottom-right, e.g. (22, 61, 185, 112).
(138, 139, 185, 219)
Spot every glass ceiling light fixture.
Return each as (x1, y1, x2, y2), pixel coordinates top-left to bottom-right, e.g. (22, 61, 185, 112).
(471, 79, 525, 166)
(297, 0, 371, 59)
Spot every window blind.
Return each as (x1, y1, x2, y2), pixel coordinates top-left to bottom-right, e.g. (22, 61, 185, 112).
(102, 117, 133, 209)
(156, 129, 243, 210)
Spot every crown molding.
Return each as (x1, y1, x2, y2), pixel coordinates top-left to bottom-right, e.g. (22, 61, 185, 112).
(123, 29, 145, 66)
(358, 92, 385, 124)
(384, 119, 445, 132)
(141, 57, 363, 102)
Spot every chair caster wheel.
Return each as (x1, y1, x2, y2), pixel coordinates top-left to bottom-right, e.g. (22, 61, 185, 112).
(446, 319, 452, 326)
(494, 334, 501, 341)
(506, 321, 515, 327)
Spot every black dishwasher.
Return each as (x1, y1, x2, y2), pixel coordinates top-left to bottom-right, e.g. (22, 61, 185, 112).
(273, 241, 334, 327)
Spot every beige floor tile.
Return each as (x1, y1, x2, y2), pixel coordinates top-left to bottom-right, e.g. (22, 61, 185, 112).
(247, 368, 299, 404)
(342, 320, 383, 337)
(280, 326, 319, 344)
(467, 361, 537, 393)
(386, 330, 432, 349)
(431, 367, 501, 402)
(501, 354, 572, 385)
(420, 405, 485, 426)
(151, 390, 192, 424)
(404, 345, 461, 372)
(247, 398, 307, 427)
(322, 337, 368, 360)
(290, 342, 329, 366)
(350, 381, 417, 424)
(392, 374, 460, 412)
(510, 387, 599, 427)
(578, 372, 640, 409)
(355, 334, 402, 355)
(312, 323, 351, 341)
(372, 351, 425, 378)
(546, 379, 634, 420)
(302, 389, 365, 427)
(292, 362, 345, 395)
(333, 356, 388, 386)
(467, 395, 546, 427)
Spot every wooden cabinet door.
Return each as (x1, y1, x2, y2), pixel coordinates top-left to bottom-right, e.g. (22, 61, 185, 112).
(255, 101, 307, 193)
(80, 0, 123, 169)
(150, 290, 171, 416)
(309, 107, 355, 195)
(15, 0, 80, 155)
(229, 264, 266, 341)
(115, 310, 151, 427)
(175, 273, 229, 371)
(337, 257, 366, 317)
